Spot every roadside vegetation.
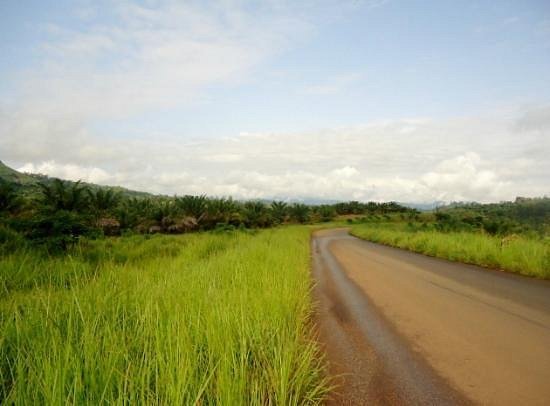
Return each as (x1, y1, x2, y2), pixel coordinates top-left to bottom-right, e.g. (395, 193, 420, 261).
(0, 161, 415, 253)
(349, 198, 550, 278)
(0, 227, 330, 404)
(0, 162, 417, 403)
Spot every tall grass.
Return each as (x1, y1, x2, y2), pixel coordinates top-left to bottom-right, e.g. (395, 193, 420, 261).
(0, 228, 328, 404)
(351, 223, 550, 279)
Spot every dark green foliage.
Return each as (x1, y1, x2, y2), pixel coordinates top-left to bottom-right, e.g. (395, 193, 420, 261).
(270, 201, 288, 224)
(24, 210, 95, 252)
(205, 197, 240, 227)
(87, 188, 120, 215)
(39, 179, 89, 212)
(243, 201, 272, 228)
(432, 198, 550, 236)
(289, 203, 310, 224)
(436, 197, 550, 234)
(0, 226, 26, 253)
(0, 179, 22, 214)
(175, 195, 207, 220)
(151, 199, 175, 223)
(315, 205, 336, 222)
(114, 197, 149, 230)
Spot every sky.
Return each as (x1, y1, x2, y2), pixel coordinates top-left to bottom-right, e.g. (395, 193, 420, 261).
(1, 0, 549, 203)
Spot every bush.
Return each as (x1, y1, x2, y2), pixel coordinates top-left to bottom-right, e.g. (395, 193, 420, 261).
(25, 210, 99, 252)
(0, 225, 26, 253)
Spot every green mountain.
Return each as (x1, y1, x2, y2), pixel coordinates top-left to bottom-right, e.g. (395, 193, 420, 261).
(0, 161, 38, 185)
(0, 160, 153, 199)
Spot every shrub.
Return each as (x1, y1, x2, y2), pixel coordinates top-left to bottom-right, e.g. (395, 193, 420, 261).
(25, 210, 98, 252)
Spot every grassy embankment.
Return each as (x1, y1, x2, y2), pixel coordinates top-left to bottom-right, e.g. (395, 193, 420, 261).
(0, 227, 328, 404)
(351, 223, 550, 279)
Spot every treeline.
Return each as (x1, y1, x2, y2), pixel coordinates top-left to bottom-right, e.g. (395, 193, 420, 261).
(433, 197, 550, 236)
(333, 200, 414, 215)
(0, 177, 414, 251)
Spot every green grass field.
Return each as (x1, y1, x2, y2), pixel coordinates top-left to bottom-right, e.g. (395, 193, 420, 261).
(351, 223, 550, 279)
(0, 227, 328, 404)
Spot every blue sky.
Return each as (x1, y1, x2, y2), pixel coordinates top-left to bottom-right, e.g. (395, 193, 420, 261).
(1, 0, 549, 202)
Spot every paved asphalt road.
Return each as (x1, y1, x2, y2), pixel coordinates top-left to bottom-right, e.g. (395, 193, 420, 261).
(312, 229, 550, 405)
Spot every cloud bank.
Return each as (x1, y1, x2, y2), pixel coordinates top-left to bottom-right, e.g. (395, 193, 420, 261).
(4, 107, 549, 203)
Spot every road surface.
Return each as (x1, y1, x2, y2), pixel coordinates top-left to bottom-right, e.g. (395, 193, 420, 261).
(312, 229, 550, 405)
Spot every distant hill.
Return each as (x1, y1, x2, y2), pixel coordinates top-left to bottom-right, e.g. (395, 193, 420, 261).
(0, 160, 153, 199)
(0, 161, 38, 185)
(399, 201, 446, 212)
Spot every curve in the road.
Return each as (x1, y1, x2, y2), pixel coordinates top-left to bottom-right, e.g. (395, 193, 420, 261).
(312, 228, 550, 405)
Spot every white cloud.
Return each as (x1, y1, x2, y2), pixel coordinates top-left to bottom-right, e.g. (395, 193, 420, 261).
(19, 161, 111, 184)
(13, 1, 315, 122)
(331, 166, 360, 178)
(202, 154, 243, 163)
(6, 106, 549, 203)
(418, 153, 507, 202)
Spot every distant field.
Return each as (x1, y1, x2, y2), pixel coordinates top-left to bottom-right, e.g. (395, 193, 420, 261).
(351, 223, 550, 279)
(0, 228, 328, 404)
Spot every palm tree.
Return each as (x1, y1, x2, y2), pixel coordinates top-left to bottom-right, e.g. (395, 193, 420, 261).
(289, 203, 310, 224)
(114, 197, 148, 230)
(83, 188, 121, 234)
(127, 197, 154, 217)
(270, 201, 288, 224)
(87, 188, 120, 218)
(243, 201, 272, 228)
(206, 197, 240, 227)
(151, 199, 176, 229)
(315, 205, 336, 222)
(31, 179, 92, 250)
(175, 195, 208, 222)
(39, 179, 89, 212)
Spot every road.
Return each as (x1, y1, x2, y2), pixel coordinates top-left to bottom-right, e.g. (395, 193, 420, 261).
(312, 229, 550, 405)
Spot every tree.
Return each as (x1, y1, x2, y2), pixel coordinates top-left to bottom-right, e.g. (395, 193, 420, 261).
(205, 197, 240, 227)
(243, 201, 272, 228)
(39, 179, 89, 212)
(151, 199, 174, 222)
(26, 179, 96, 249)
(175, 195, 208, 222)
(289, 203, 310, 224)
(316, 205, 336, 222)
(0, 179, 22, 214)
(270, 201, 288, 224)
(87, 188, 120, 218)
(27, 210, 93, 252)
